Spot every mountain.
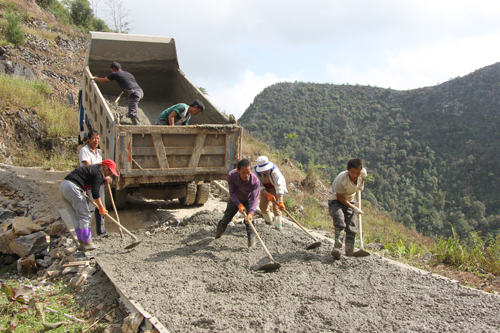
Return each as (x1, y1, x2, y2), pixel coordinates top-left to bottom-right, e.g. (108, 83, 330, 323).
(239, 63, 500, 238)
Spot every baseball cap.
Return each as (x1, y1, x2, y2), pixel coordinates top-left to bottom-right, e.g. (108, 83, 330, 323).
(101, 159, 119, 177)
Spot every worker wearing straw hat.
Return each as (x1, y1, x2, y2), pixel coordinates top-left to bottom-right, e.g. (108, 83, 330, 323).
(253, 156, 288, 230)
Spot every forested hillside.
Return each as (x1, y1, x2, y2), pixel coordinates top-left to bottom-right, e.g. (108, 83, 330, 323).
(239, 62, 500, 238)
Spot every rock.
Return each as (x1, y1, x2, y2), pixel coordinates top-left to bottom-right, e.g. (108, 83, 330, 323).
(62, 266, 78, 275)
(17, 254, 37, 275)
(10, 231, 50, 258)
(68, 252, 87, 262)
(0, 219, 13, 232)
(44, 221, 67, 237)
(365, 243, 385, 251)
(12, 216, 43, 235)
(121, 313, 144, 333)
(318, 201, 329, 209)
(0, 229, 15, 253)
(423, 252, 435, 261)
(34, 214, 58, 226)
(0, 209, 17, 220)
(35, 256, 53, 268)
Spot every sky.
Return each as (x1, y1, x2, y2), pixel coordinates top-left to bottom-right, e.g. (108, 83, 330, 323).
(103, 0, 500, 119)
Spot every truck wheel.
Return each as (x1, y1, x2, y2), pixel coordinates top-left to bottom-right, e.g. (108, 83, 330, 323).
(195, 184, 210, 205)
(113, 188, 128, 210)
(179, 182, 197, 206)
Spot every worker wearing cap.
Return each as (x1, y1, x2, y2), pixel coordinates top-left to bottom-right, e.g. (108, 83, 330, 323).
(215, 159, 260, 248)
(60, 160, 119, 251)
(78, 129, 112, 236)
(253, 156, 288, 230)
(328, 158, 366, 258)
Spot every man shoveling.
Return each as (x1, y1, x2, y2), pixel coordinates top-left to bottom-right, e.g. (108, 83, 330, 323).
(92, 62, 144, 125)
(328, 158, 367, 259)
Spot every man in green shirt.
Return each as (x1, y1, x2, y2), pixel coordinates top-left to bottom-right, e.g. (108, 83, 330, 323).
(156, 100, 205, 125)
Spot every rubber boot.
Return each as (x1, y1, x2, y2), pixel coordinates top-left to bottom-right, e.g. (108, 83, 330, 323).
(345, 234, 356, 256)
(273, 216, 283, 230)
(96, 212, 107, 236)
(248, 236, 257, 248)
(246, 221, 256, 247)
(215, 220, 227, 238)
(262, 212, 274, 225)
(331, 248, 341, 259)
(80, 239, 97, 252)
(334, 227, 344, 249)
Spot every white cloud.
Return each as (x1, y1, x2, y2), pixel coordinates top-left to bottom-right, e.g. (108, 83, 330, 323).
(327, 32, 500, 90)
(208, 70, 292, 119)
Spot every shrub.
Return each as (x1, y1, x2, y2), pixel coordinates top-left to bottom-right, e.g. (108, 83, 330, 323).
(4, 10, 25, 46)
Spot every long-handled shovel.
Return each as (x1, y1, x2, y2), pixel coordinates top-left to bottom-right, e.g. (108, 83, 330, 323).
(107, 183, 124, 239)
(242, 211, 281, 270)
(352, 190, 370, 257)
(273, 200, 321, 249)
(84, 193, 142, 250)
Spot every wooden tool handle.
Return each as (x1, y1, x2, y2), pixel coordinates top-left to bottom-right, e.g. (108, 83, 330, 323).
(107, 183, 124, 239)
(242, 211, 275, 263)
(84, 193, 137, 240)
(273, 200, 318, 242)
(358, 190, 364, 249)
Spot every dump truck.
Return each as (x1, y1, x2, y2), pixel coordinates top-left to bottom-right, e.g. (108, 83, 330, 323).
(78, 32, 242, 209)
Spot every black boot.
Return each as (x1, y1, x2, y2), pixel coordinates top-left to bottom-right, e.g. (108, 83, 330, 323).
(215, 220, 227, 238)
(245, 221, 256, 247)
(96, 212, 107, 236)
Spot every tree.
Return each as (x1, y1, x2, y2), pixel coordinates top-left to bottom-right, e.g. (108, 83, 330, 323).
(70, 0, 93, 28)
(105, 0, 132, 33)
(88, 0, 101, 17)
(5, 10, 25, 46)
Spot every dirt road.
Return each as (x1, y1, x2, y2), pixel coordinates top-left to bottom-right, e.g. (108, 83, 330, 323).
(2, 164, 500, 332)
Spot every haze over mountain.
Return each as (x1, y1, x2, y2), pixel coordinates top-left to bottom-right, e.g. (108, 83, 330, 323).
(239, 62, 500, 238)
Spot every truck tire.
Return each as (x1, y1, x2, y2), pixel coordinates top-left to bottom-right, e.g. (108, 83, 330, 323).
(113, 188, 128, 210)
(195, 184, 210, 205)
(179, 182, 197, 206)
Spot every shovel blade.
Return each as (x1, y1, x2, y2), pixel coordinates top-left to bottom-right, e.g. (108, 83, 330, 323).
(257, 262, 281, 271)
(306, 241, 322, 250)
(125, 241, 142, 250)
(352, 249, 371, 257)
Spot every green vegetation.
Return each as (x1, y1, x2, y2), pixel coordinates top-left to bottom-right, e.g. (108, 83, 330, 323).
(0, 74, 79, 170)
(4, 9, 24, 46)
(0, 276, 88, 332)
(239, 66, 500, 240)
(0, 75, 76, 137)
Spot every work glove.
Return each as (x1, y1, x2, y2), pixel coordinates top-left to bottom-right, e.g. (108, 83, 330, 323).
(238, 204, 245, 213)
(353, 206, 365, 216)
(267, 193, 276, 202)
(98, 206, 108, 216)
(278, 202, 286, 211)
(245, 212, 253, 224)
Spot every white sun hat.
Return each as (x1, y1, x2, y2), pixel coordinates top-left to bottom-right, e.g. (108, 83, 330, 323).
(255, 156, 274, 173)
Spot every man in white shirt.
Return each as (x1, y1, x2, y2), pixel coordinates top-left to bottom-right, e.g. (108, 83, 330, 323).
(79, 130, 112, 236)
(328, 158, 366, 258)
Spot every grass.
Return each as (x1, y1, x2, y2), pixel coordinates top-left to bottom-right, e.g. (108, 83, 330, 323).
(434, 225, 500, 275)
(0, 74, 77, 137)
(11, 145, 79, 170)
(0, 274, 90, 332)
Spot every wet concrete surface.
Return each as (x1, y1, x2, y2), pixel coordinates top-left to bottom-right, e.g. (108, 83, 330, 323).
(92, 212, 500, 333)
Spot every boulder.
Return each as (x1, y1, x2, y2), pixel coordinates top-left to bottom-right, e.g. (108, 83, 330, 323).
(17, 254, 37, 275)
(44, 221, 67, 237)
(0, 209, 17, 220)
(12, 216, 43, 235)
(0, 229, 15, 254)
(121, 313, 144, 333)
(10, 231, 49, 258)
(34, 214, 58, 226)
(0, 219, 13, 233)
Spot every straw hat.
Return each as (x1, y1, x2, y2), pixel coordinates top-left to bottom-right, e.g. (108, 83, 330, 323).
(255, 156, 274, 173)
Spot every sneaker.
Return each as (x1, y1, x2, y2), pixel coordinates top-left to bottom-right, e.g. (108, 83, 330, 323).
(248, 237, 257, 248)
